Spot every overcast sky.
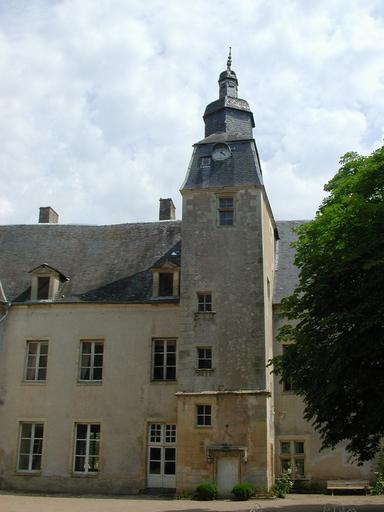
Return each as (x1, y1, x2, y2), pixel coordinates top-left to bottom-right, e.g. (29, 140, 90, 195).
(0, 0, 383, 225)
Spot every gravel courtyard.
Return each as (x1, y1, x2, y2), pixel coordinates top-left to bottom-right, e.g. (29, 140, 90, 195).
(1, 493, 384, 512)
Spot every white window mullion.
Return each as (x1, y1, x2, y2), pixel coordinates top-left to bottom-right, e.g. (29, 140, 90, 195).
(35, 343, 41, 381)
(90, 343, 95, 381)
(85, 424, 90, 473)
(29, 424, 35, 471)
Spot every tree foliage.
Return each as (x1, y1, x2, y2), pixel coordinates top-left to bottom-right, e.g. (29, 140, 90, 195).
(272, 145, 384, 462)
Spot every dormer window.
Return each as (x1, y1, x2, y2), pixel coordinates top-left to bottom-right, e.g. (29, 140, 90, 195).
(152, 263, 180, 298)
(37, 277, 50, 300)
(29, 264, 69, 302)
(158, 273, 174, 297)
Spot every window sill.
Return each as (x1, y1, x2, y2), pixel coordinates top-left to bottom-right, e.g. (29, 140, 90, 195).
(21, 381, 47, 386)
(150, 379, 177, 384)
(71, 472, 99, 478)
(195, 368, 215, 375)
(196, 424, 213, 429)
(15, 471, 41, 476)
(77, 381, 103, 386)
(194, 311, 216, 320)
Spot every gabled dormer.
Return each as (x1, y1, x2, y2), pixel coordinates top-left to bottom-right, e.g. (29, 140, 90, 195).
(29, 264, 69, 301)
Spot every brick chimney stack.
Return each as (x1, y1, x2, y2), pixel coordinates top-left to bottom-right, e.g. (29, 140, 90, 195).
(159, 198, 176, 221)
(39, 207, 59, 224)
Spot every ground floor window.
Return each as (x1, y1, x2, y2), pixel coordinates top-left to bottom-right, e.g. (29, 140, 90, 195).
(73, 423, 100, 473)
(17, 422, 44, 472)
(280, 440, 305, 478)
(147, 423, 176, 488)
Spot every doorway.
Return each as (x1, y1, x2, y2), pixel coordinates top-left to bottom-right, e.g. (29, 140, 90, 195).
(216, 454, 240, 495)
(147, 423, 176, 488)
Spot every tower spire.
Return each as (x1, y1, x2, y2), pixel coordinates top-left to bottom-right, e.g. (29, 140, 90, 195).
(227, 47, 232, 71)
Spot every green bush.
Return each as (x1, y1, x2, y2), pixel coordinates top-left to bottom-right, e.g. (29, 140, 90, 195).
(231, 482, 255, 500)
(195, 482, 218, 500)
(370, 473, 384, 495)
(270, 472, 293, 498)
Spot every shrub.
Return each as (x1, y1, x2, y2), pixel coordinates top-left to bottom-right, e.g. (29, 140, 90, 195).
(195, 482, 218, 500)
(231, 482, 255, 500)
(270, 472, 293, 498)
(370, 473, 384, 495)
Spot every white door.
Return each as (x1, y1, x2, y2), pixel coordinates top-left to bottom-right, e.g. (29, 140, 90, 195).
(216, 455, 239, 496)
(147, 424, 176, 488)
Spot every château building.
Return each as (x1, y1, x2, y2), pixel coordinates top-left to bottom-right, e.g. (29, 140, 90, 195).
(0, 54, 370, 495)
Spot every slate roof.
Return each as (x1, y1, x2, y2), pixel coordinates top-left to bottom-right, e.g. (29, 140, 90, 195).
(0, 222, 181, 304)
(273, 220, 308, 304)
(181, 140, 264, 190)
(0, 218, 305, 305)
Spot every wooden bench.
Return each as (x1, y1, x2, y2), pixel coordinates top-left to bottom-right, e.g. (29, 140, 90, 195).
(327, 480, 369, 495)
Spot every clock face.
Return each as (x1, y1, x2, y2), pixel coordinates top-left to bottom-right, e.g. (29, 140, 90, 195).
(212, 143, 231, 161)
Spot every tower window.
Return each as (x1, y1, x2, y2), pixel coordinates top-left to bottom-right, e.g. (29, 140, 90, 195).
(218, 196, 234, 225)
(37, 277, 50, 300)
(197, 293, 212, 312)
(200, 156, 211, 168)
(197, 347, 212, 369)
(159, 272, 174, 296)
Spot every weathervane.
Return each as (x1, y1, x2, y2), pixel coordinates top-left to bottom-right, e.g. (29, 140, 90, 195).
(227, 46, 232, 71)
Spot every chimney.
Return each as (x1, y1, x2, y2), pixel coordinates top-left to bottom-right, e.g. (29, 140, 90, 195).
(159, 198, 176, 221)
(39, 207, 59, 224)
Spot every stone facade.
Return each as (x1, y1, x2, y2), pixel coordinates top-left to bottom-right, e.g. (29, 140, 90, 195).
(0, 59, 372, 494)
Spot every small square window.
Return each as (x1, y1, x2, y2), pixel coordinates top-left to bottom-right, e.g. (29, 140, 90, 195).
(218, 197, 234, 226)
(197, 293, 212, 312)
(197, 347, 212, 369)
(197, 405, 211, 426)
(280, 441, 291, 455)
(200, 156, 211, 168)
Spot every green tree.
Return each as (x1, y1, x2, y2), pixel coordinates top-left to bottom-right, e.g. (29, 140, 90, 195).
(272, 145, 384, 462)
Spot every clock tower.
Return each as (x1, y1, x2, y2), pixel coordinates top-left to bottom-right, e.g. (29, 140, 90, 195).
(176, 52, 277, 493)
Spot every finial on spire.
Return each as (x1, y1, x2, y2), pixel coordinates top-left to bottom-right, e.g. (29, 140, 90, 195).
(227, 47, 232, 71)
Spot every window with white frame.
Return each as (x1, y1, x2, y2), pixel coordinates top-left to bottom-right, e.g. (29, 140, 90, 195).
(79, 341, 104, 382)
(148, 423, 176, 480)
(17, 422, 44, 472)
(196, 404, 212, 426)
(197, 292, 212, 312)
(152, 339, 176, 380)
(24, 341, 48, 381)
(197, 347, 212, 369)
(73, 423, 100, 473)
(280, 440, 305, 478)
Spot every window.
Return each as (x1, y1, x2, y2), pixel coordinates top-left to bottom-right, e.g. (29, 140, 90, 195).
(37, 276, 50, 300)
(24, 341, 48, 381)
(197, 347, 212, 369)
(282, 345, 293, 392)
(197, 405, 211, 426)
(200, 156, 211, 168)
(197, 293, 212, 312)
(158, 273, 174, 296)
(218, 196, 234, 226)
(17, 422, 44, 472)
(152, 339, 176, 380)
(79, 341, 103, 382)
(280, 440, 305, 478)
(73, 423, 100, 473)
